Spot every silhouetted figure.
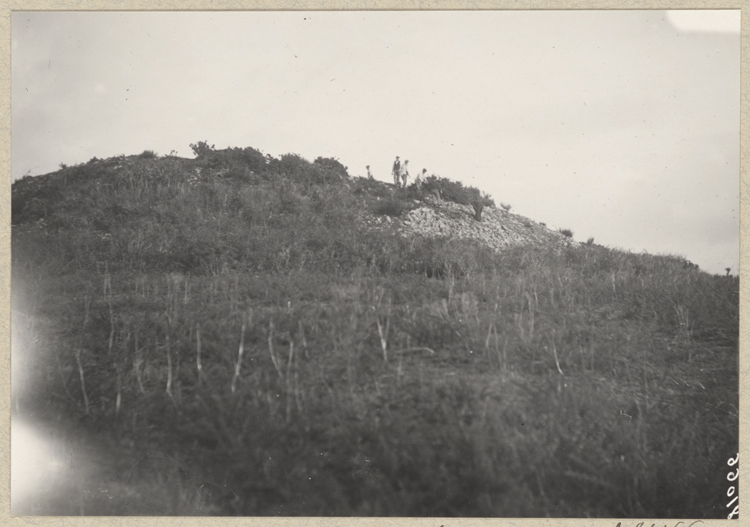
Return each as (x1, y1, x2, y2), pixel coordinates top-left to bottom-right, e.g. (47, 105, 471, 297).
(366, 165, 373, 179)
(472, 200, 484, 221)
(392, 157, 401, 186)
(400, 160, 410, 188)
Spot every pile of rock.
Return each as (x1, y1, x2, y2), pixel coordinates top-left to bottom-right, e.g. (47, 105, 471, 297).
(368, 199, 576, 252)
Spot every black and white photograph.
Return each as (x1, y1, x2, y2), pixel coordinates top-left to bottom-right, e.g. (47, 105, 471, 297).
(10, 9, 740, 518)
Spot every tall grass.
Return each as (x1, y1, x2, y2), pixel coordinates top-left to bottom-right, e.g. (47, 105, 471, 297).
(11, 151, 738, 517)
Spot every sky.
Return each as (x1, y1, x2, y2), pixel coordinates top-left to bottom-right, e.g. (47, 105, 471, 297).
(11, 10, 740, 275)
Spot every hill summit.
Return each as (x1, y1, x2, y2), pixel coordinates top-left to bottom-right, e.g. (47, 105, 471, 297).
(12, 145, 575, 275)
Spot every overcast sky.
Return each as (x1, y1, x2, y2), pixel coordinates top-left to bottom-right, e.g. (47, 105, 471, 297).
(11, 10, 740, 275)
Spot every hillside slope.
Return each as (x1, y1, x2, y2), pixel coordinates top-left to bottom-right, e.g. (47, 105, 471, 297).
(10, 147, 739, 518)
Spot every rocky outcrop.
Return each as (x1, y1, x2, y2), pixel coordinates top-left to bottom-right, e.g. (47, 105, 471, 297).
(364, 198, 577, 252)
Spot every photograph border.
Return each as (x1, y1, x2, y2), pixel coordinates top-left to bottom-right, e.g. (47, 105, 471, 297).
(1, 1, 745, 526)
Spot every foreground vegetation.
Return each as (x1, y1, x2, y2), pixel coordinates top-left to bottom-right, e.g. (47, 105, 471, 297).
(11, 147, 738, 516)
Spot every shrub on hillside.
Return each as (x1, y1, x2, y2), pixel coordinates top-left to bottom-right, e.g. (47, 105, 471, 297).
(192, 144, 270, 174)
(272, 153, 311, 178)
(421, 175, 494, 207)
(351, 176, 392, 198)
(190, 141, 215, 159)
(138, 150, 158, 159)
(559, 228, 574, 238)
(314, 156, 350, 179)
(222, 146, 269, 174)
(374, 198, 407, 217)
(268, 153, 344, 186)
(184, 141, 378, 188)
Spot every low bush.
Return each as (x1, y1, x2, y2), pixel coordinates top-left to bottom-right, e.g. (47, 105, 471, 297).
(314, 156, 350, 179)
(421, 176, 494, 207)
(351, 177, 392, 198)
(189, 140, 215, 159)
(374, 198, 407, 217)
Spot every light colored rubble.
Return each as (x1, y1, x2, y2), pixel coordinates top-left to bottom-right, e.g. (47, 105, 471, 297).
(365, 200, 577, 252)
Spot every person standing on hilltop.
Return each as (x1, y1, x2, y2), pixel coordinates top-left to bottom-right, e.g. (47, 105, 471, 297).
(415, 168, 426, 190)
(400, 160, 410, 188)
(392, 156, 401, 186)
(366, 165, 373, 179)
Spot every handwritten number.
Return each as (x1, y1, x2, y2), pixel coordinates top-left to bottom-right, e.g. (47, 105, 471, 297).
(725, 454, 739, 518)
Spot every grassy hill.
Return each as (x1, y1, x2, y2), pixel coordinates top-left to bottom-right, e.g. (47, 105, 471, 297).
(11, 144, 739, 517)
